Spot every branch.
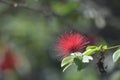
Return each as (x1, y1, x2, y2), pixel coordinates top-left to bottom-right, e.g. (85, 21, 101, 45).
(105, 45, 120, 50)
(0, 0, 60, 17)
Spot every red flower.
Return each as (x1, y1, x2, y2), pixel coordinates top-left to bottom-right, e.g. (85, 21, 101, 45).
(0, 48, 16, 71)
(56, 32, 91, 56)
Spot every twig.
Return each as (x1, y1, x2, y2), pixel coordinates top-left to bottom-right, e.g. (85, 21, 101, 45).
(105, 45, 120, 50)
(0, 0, 60, 17)
(97, 47, 106, 73)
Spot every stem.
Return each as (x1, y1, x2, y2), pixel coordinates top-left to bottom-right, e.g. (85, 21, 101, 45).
(105, 45, 120, 51)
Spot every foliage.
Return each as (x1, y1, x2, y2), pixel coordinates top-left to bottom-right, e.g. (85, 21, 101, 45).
(113, 49, 120, 62)
(61, 45, 120, 72)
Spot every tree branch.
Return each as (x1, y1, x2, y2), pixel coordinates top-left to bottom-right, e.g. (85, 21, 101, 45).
(0, 0, 60, 17)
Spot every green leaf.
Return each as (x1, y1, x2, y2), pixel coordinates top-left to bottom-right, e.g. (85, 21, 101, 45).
(61, 56, 74, 67)
(63, 63, 72, 72)
(86, 46, 97, 50)
(113, 49, 120, 62)
(102, 45, 108, 49)
(83, 47, 100, 56)
(74, 57, 87, 71)
(51, 2, 79, 15)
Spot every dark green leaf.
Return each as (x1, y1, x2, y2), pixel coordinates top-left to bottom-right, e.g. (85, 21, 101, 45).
(74, 57, 87, 71)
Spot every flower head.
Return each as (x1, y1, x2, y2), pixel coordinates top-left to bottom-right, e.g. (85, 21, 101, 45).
(0, 48, 16, 71)
(56, 32, 91, 56)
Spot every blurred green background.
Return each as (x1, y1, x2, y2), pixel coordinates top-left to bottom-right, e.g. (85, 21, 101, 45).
(0, 0, 120, 80)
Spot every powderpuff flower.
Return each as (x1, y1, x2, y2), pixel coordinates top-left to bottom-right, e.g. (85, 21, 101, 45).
(0, 48, 16, 71)
(56, 32, 91, 56)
